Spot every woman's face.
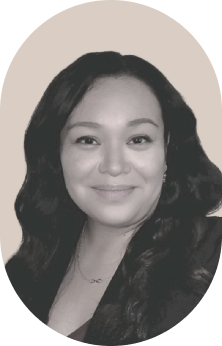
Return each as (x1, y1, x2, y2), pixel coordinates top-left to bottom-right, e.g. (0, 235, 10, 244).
(60, 77, 166, 228)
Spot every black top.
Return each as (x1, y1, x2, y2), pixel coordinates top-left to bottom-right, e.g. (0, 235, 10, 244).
(80, 217, 222, 346)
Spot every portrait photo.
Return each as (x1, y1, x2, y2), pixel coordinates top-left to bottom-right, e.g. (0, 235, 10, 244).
(0, 1, 222, 346)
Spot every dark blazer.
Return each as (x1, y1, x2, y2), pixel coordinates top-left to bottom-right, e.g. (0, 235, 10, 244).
(79, 217, 222, 345)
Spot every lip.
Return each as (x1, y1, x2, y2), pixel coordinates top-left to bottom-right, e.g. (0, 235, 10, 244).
(92, 184, 136, 191)
(94, 185, 135, 202)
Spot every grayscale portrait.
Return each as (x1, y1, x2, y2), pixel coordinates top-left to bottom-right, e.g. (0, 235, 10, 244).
(2, 0, 222, 346)
(5, 51, 222, 345)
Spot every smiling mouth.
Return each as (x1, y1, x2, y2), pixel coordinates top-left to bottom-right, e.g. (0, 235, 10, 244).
(91, 185, 136, 201)
(92, 185, 135, 191)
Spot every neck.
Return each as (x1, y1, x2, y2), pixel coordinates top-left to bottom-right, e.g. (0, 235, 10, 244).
(82, 219, 141, 258)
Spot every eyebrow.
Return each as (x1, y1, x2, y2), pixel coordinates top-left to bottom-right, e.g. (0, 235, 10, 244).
(68, 117, 158, 130)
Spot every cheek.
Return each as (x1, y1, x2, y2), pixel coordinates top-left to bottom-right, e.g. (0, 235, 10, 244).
(60, 150, 92, 206)
(60, 149, 97, 184)
(132, 148, 165, 181)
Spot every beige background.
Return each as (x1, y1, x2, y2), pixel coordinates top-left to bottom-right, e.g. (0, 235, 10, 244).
(0, 1, 222, 264)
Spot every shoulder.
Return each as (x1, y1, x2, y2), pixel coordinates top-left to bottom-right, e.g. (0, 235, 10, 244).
(198, 216, 222, 274)
(157, 217, 222, 335)
(205, 216, 222, 235)
(200, 216, 222, 243)
(202, 216, 222, 251)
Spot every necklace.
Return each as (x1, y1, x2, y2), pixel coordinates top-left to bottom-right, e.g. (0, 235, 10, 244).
(76, 222, 114, 284)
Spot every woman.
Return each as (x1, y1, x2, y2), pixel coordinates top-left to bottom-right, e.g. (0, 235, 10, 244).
(5, 51, 222, 345)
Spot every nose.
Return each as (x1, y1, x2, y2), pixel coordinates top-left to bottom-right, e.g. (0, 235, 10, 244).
(98, 144, 131, 176)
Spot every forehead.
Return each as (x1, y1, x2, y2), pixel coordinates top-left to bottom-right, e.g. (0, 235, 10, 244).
(67, 76, 163, 128)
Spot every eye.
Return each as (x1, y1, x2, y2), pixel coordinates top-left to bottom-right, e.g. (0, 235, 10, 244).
(76, 136, 98, 145)
(128, 135, 153, 145)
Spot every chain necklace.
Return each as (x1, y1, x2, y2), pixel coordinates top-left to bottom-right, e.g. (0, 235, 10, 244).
(76, 223, 114, 284)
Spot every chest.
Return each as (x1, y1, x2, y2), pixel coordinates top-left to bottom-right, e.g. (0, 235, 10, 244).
(47, 269, 111, 336)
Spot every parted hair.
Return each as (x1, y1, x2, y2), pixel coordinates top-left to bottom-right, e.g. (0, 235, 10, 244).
(6, 51, 222, 344)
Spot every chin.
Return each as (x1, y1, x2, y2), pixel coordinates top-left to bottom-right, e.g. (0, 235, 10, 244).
(86, 207, 141, 229)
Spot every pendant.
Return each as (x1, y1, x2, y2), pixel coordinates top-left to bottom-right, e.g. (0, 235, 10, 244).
(89, 278, 102, 283)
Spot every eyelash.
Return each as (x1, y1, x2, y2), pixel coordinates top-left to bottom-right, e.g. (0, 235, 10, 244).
(76, 135, 153, 145)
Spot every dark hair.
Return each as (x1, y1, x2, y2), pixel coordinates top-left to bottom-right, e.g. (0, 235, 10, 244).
(6, 52, 222, 344)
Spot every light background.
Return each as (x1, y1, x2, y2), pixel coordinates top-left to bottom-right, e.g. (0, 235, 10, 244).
(0, 1, 221, 346)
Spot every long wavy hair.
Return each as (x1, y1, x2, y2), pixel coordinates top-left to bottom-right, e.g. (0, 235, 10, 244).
(6, 51, 222, 344)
